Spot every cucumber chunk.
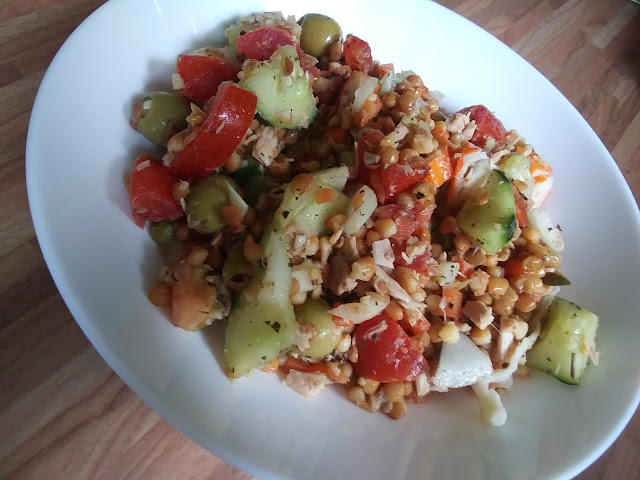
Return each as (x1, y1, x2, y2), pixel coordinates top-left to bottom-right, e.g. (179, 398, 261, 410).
(224, 236, 296, 377)
(262, 170, 350, 253)
(239, 45, 317, 129)
(497, 153, 531, 184)
(527, 297, 599, 385)
(456, 170, 516, 255)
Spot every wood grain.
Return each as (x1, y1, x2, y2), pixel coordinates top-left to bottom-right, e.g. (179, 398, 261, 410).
(1, 1, 638, 479)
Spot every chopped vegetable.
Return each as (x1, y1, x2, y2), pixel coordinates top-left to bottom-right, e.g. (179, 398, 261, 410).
(459, 104, 506, 146)
(527, 297, 599, 385)
(353, 314, 425, 382)
(171, 85, 257, 179)
(176, 54, 240, 104)
(239, 45, 317, 129)
(236, 26, 297, 60)
(343, 34, 373, 73)
(456, 170, 516, 255)
(224, 236, 297, 377)
(129, 155, 182, 225)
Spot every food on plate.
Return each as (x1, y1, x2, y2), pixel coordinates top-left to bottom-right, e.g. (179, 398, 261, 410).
(126, 11, 599, 425)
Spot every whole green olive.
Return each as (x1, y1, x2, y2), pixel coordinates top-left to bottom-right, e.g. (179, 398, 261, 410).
(292, 298, 341, 361)
(185, 175, 240, 234)
(299, 14, 342, 58)
(131, 92, 190, 146)
(149, 220, 176, 245)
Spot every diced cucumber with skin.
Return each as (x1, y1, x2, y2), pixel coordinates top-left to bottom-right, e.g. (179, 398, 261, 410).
(497, 153, 531, 183)
(295, 190, 349, 235)
(224, 236, 296, 377)
(527, 297, 599, 385)
(225, 23, 244, 48)
(262, 181, 349, 253)
(497, 153, 533, 198)
(310, 166, 349, 191)
(270, 187, 316, 232)
(239, 45, 317, 129)
(456, 170, 516, 255)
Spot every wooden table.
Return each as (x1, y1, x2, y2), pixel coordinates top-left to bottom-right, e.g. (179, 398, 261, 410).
(1, 0, 638, 478)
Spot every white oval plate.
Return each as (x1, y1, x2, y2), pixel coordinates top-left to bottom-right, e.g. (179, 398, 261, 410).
(26, 0, 640, 479)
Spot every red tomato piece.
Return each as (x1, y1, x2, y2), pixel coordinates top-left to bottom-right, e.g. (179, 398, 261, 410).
(372, 207, 416, 241)
(343, 34, 373, 74)
(129, 155, 182, 225)
(356, 129, 385, 197)
(354, 314, 426, 382)
(404, 252, 432, 272)
(374, 203, 434, 243)
(393, 215, 419, 242)
(373, 204, 400, 218)
(504, 259, 525, 277)
(170, 85, 257, 180)
(380, 163, 426, 200)
(459, 105, 506, 146)
(413, 202, 435, 230)
(176, 54, 240, 104)
(236, 26, 296, 60)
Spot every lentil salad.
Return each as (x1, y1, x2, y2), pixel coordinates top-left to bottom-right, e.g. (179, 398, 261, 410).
(126, 11, 599, 425)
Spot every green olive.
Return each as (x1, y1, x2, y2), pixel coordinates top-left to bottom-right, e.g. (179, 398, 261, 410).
(149, 220, 176, 245)
(299, 14, 341, 58)
(131, 92, 190, 146)
(292, 298, 341, 361)
(185, 175, 240, 234)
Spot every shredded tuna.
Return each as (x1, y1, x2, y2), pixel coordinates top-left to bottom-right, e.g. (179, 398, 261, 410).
(446, 112, 470, 133)
(372, 239, 394, 269)
(362, 319, 388, 340)
(285, 371, 331, 398)
(328, 292, 389, 324)
(373, 266, 427, 320)
(327, 236, 360, 296)
(252, 125, 283, 166)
